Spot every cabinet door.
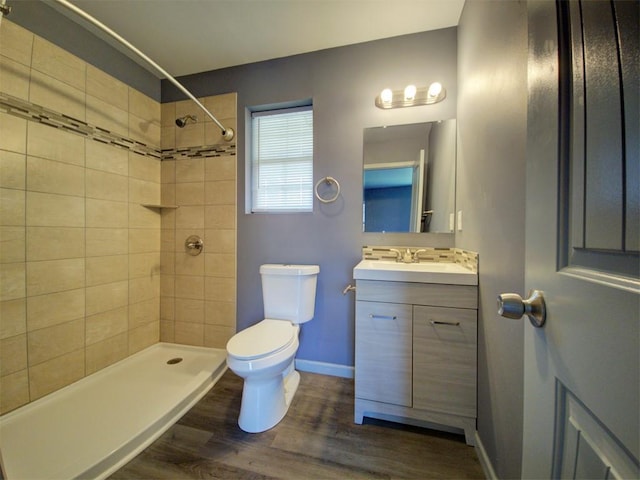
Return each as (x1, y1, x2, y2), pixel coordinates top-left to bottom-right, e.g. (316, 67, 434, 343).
(413, 305, 477, 417)
(355, 301, 412, 406)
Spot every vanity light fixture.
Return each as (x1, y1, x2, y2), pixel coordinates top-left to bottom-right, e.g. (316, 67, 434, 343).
(375, 82, 446, 109)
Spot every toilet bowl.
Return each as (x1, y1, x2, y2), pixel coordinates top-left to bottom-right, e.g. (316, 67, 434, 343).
(226, 264, 319, 433)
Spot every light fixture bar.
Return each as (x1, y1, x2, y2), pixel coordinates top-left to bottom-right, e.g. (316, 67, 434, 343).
(375, 82, 446, 109)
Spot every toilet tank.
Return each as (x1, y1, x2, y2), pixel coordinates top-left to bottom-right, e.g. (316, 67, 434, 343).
(260, 264, 319, 323)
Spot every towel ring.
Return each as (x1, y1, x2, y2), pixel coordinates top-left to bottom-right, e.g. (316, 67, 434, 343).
(315, 176, 340, 203)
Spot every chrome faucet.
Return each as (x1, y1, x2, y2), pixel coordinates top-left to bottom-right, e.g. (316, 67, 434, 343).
(389, 248, 403, 262)
(413, 249, 427, 262)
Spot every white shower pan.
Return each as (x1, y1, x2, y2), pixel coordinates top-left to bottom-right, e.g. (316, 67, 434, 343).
(0, 342, 227, 480)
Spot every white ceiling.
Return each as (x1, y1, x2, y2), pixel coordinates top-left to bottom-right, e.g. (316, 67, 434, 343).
(59, 0, 465, 77)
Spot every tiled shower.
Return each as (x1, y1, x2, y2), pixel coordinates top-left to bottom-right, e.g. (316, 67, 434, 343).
(0, 19, 237, 415)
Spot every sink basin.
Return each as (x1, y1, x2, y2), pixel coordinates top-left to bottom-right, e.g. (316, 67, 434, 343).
(353, 260, 477, 285)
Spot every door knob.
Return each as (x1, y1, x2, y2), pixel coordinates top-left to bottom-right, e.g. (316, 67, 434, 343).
(497, 289, 546, 328)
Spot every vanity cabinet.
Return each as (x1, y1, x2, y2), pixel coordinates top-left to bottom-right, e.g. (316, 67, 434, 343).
(354, 279, 478, 445)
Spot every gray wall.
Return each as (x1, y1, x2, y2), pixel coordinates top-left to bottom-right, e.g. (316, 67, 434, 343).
(456, 1, 528, 478)
(164, 29, 457, 366)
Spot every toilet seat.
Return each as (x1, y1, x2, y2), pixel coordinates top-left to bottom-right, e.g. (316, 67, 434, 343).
(227, 319, 296, 360)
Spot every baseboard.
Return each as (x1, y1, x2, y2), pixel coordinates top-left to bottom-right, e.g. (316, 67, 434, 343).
(295, 359, 354, 379)
(474, 431, 498, 480)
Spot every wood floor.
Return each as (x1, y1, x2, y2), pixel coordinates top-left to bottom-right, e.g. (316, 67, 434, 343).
(109, 370, 485, 479)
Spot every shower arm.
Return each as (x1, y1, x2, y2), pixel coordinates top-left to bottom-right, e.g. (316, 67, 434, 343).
(51, 0, 235, 141)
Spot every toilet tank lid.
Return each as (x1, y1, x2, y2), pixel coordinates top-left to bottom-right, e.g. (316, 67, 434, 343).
(260, 264, 319, 275)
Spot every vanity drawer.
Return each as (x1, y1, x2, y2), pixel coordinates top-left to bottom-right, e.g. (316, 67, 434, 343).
(356, 280, 477, 309)
(355, 301, 412, 407)
(412, 305, 477, 418)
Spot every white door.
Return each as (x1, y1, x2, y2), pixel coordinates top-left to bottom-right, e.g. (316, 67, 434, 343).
(518, 1, 639, 478)
(410, 149, 425, 232)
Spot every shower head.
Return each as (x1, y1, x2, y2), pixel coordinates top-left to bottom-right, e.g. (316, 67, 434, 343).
(175, 115, 197, 128)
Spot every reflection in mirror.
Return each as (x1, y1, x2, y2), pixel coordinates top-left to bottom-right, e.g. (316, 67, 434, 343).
(363, 119, 456, 233)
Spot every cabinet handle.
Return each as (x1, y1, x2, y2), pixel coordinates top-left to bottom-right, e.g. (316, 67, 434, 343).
(369, 314, 397, 320)
(429, 320, 460, 326)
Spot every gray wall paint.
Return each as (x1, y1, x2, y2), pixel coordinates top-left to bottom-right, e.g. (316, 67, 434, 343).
(456, 1, 527, 478)
(164, 30, 457, 366)
(7, 0, 160, 100)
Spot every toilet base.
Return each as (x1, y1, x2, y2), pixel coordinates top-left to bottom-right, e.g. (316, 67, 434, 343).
(237, 366, 300, 433)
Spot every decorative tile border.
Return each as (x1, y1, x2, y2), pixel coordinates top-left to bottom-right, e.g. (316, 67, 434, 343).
(161, 144, 235, 160)
(0, 92, 235, 160)
(362, 246, 478, 272)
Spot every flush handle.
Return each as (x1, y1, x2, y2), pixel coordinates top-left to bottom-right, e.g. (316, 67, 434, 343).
(497, 289, 546, 328)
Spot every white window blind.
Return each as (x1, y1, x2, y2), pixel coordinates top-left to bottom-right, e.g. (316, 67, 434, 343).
(251, 106, 313, 212)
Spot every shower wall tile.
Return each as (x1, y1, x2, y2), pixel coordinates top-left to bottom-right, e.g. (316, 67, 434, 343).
(204, 325, 235, 349)
(129, 178, 159, 204)
(0, 188, 24, 225)
(203, 93, 237, 121)
(31, 37, 86, 91)
(205, 154, 236, 181)
(86, 255, 129, 287)
(0, 370, 29, 413)
(86, 199, 129, 228)
(159, 94, 237, 349)
(26, 192, 84, 227)
(0, 150, 26, 189)
(29, 70, 85, 121)
(29, 349, 85, 401)
(0, 113, 27, 153)
(86, 281, 129, 317)
(26, 227, 85, 261)
(129, 228, 160, 254)
(86, 65, 128, 111)
(85, 228, 128, 257)
(128, 321, 158, 354)
(204, 301, 236, 327)
(85, 307, 128, 346)
(175, 122, 205, 149)
(205, 180, 235, 205)
(129, 153, 161, 183)
(129, 276, 160, 303)
(86, 95, 129, 138)
(0, 263, 25, 302)
(175, 298, 205, 324)
(27, 289, 85, 332)
(0, 56, 30, 100)
(205, 229, 236, 254)
(174, 321, 204, 346)
(26, 258, 85, 297)
(85, 332, 128, 375)
(0, 20, 33, 66)
(176, 182, 205, 205)
(86, 169, 129, 202)
(0, 334, 27, 376)
(205, 205, 235, 229)
(0, 299, 26, 339)
(86, 141, 129, 176)
(1, 226, 25, 263)
(26, 122, 85, 166)
(204, 117, 237, 146)
(0, 21, 164, 413)
(175, 158, 204, 183)
(26, 156, 85, 197)
(27, 318, 85, 366)
(129, 299, 159, 329)
(176, 205, 205, 229)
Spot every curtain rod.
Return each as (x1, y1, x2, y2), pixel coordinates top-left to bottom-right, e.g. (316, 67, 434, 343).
(49, 0, 235, 141)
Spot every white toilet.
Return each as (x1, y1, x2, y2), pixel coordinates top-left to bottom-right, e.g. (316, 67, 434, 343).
(226, 264, 319, 433)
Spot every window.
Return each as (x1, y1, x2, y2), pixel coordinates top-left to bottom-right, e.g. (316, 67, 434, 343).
(250, 105, 313, 213)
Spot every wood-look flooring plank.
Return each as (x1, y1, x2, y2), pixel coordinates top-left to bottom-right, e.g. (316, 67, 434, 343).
(110, 370, 485, 479)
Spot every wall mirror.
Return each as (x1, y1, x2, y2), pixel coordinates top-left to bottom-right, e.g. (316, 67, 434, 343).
(362, 119, 456, 233)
